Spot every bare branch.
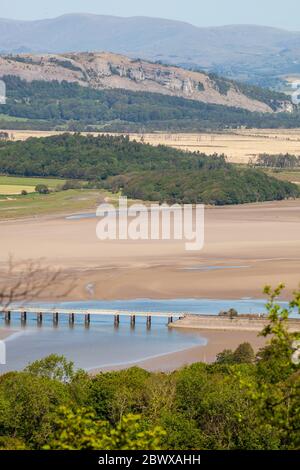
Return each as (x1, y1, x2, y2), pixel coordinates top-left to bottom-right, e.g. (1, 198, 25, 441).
(0, 256, 76, 310)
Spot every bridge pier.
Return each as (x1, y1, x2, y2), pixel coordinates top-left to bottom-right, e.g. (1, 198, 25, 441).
(0, 308, 180, 329)
(21, 311, 27, 324)
(5, 311, 11, 324)
(130, 315, 136, 329)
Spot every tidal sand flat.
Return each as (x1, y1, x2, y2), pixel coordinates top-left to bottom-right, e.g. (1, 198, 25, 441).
(0, 199, 299, 301)
(135, 330, 267, 372)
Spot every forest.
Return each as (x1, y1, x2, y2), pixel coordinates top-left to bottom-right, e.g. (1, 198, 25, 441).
(0, 76, 300, 132)
(0, 287, 299, 450)
(104, 167, 298, 205)
(253, 153, 300, 168)
(0, 133, 298, 205)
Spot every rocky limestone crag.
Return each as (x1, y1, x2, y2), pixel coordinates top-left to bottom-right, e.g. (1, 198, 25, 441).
(0, 51, 291, 113)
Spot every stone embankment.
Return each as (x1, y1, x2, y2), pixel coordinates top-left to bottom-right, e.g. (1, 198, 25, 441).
(169, 314, 300, 332)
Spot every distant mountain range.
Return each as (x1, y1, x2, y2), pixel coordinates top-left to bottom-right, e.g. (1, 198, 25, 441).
(0, 14, 300, 85)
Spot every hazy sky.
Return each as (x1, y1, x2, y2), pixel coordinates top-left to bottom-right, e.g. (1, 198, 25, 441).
(1, 0, 300, 30)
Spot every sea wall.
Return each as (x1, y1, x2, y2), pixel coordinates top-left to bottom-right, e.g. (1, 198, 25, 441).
(169, 314, 300, 332)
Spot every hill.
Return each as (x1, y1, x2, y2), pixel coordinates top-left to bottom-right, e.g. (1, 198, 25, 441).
(0, 133, 298, 205)
(0, 52, 291, 113)
(0, 14, 300, 85)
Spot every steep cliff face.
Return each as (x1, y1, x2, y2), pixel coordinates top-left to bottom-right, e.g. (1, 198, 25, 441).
(0, 52, 291, 113)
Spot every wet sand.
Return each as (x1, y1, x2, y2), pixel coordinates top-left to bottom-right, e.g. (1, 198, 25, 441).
(0, 199, 299, 301)
(0, 328, 17, 340)
(91, 330, 267, 373)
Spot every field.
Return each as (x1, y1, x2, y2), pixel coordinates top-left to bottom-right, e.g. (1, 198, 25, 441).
(0, 176, 66, 187)
(0, 189, 108, 219)
(0, 114, 28, 122)
(2, 128, 300, 164)
(266, 169, 300, 185)
(0, 184, 36, 195)
(0, 175, 70, 196)
(128, 129, 300, 164)
(0, 172, 129, 219)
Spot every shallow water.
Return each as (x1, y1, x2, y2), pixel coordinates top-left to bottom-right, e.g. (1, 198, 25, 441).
(51, 297, 283, 315)
(181, 265, 250, 272)
(0, 297, 292, 373)
(1, 313, 205, 373)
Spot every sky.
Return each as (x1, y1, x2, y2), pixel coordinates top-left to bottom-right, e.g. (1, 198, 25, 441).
(1, 0, 300, 30)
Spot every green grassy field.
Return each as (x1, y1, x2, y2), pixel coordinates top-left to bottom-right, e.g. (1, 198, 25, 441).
(265, 169, 300, 185)
(0, 176, 67, 188)
(0, 189, 108, 219)
(0, 176, 139, 219)
(0, 176, 79, 195)
(0, 114, 29, 122)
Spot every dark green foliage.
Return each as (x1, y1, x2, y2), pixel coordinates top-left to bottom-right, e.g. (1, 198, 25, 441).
(0, 436, 27, 450)
(35, 184, 49, 194)
(197, 82, 205, 92)
(0, 132, 226, 179)
(216, 349, 236, 364)
(208, 73, 231, 95)
(0, 76, 299, 132)
(2, 55, 38, 65)
(217, 343, 255, 365)
(44, 408, 165, 450)
(88, 367, 150, 422)
(207, 72, 289, 108)
(0, 294, 298, 453)
(0, 371, 70, 448)
(0, 291, 298, 451)
(48, 58, 83, 73)
(254, 153, 300, 168)
(233, 343, 255, 363)
(24, 354, 76, 382)
(219, 308, 238, 318)
(61, 180, 83, 190)
(108, 167, 299, 205)
(0, 133, 297, 205)
(234, 81, 289, 110)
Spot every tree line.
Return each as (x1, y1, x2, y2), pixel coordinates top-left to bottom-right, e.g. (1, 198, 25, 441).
(0, 76, 300, 132)
(252, 153, 300, 169)
(104, 167, 299, 205)
(0, 286, 299, 450)
(0, 133, 298, 205)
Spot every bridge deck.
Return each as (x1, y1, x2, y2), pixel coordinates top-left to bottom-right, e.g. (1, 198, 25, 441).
(0, 307, 184, 318)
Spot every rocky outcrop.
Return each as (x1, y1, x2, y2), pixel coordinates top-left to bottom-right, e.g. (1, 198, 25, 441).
(0, 52, 290, 113)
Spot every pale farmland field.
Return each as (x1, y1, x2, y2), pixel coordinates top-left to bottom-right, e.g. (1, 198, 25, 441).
(0, 184, 35, 195)
(2, 128, 300, 164)
(0, 176, 68, 195)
